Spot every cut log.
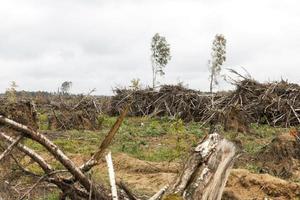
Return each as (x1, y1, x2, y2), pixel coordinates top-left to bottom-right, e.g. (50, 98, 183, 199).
(106, 152, 118, 200)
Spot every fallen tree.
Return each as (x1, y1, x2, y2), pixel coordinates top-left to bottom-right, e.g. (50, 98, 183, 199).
(0, 105, 128, 200)
(0, 106, 236, 200)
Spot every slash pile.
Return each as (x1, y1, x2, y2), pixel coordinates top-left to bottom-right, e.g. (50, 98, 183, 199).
(111, 79, 300, 127)
(46, 96, 102, 130)
(215, 79, 300, 127)
(110, 85, 214, 122)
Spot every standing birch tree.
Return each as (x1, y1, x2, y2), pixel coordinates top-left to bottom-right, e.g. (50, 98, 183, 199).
(151, 33, 171, 89)
(209, 34, 226, 104)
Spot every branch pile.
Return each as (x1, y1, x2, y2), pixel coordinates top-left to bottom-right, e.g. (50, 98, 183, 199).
(110, 85, 214, 122)
(111, 79, 300, 128)
(212, 79, 300, 127)
(0, 100, 38, 130)
(46, 96, 102, 130)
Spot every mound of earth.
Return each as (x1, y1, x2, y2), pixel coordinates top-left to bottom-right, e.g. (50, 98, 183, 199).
(223, 169, 300, 200)
(93, 153, 300, 199)
(256, 132, 300, 179)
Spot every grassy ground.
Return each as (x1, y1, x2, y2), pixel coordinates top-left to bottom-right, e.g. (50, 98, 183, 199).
(3, 115, 295, 199)
(26, 115, 289, 172)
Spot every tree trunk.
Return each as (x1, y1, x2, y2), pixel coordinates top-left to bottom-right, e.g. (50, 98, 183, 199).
(152, 63, 156, 89)
(209, 72, 214, 108)
(165, 133, 237, 200)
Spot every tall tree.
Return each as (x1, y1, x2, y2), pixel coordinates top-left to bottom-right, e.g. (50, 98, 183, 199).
(209, 34, 226, 102)
(60, 81, 72, 94)
(151, 33, 171, 88)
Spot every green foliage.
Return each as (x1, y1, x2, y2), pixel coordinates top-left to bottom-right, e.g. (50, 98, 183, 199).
(151, 33, 171, 88)
(38, 113, 49, 130)
(185, 122, 205, 137)
(169, 118, 186, 134)
(101, 115, 118, 128)
(209, 34, 226, 93)
(130, 78, 141, 90)
(26, 163, 45, 175)
(60, 81, 72, 94)
(24, 139, 45, 152)
(145, 119, 165, 136)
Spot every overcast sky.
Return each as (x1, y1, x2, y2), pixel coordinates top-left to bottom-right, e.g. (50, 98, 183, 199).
(0, 0, 299, 95)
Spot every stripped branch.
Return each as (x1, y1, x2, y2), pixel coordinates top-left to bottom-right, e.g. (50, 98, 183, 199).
(0, 115, 109, 200)
(0, 135, 23, 162)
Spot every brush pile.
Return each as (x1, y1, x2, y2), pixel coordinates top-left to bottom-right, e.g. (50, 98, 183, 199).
(0, 99, 38, 130)
(46, 96, 102, 130)
(111, 79, 300, 127)
(110, 85, 214, 122)
(214, 79, 300, 127)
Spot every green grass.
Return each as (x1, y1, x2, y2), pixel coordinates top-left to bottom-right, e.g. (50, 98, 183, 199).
(38, 113, 49, 130)
(27, 115, 289, 166)
(36, 191, 60, 200)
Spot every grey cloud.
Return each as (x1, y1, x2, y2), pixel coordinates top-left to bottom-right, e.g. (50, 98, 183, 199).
(0, 0, 300, 95)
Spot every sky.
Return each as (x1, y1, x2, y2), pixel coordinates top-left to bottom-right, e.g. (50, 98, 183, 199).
(0, 0, 299, 95)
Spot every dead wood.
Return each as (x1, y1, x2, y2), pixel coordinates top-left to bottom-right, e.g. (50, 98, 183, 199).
(111, 79, 300, 129)
(80, 106, 129, 172)
(0, 135, 23, 162)
(0, 115, 109, 200)
(164, 133, 237, 200)
(116, 181, 139, 200)
(0, 105, 129, 200)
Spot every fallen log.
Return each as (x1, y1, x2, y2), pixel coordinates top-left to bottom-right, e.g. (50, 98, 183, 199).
(0, 107, 235, 200)
(0, 106, 129, 200)
(0, 115, 109, 200)
(0, 135, 23, 162)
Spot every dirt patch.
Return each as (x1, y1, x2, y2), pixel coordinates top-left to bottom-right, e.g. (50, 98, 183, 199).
(223, 169, 300, 200)
(112, 153, 180, 174)
(85, 153, 300, 199)
(90, 153, 178, 196)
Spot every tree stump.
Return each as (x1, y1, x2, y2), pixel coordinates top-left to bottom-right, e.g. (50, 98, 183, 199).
(164, 133, 237, 200)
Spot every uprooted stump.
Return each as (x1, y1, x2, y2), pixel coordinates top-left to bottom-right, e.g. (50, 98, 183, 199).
(0, 100, 38, 130)
(256, 130, 300, 179)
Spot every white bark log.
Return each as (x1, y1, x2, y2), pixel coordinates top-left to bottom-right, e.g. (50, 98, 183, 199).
(0, 135, 23, 162)
(0, 132, 53, 173)
(0, 115, 108, 200)
(148, 185, 168, 200)
(106, 152, 118, 200)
